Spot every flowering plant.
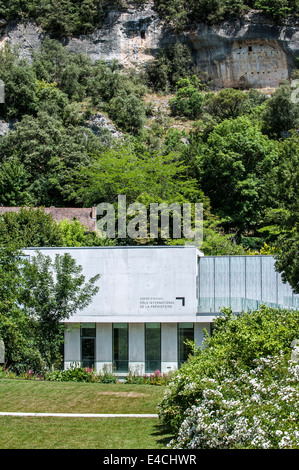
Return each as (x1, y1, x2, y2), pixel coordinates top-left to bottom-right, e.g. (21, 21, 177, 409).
(168, 354, 299, 449)
(159, 306, 299, 434)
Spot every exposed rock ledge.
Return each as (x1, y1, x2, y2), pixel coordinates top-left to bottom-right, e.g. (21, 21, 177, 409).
(0, 5, 298, 89)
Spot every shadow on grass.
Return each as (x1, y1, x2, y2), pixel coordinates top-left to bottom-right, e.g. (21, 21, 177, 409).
(152, 422, 175, 447)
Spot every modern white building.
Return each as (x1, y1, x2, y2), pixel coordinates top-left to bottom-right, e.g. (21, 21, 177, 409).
(24, 246, 299, 376)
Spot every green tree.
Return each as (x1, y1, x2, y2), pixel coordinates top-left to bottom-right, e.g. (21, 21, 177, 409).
(275, 229, 299, 294)
(203, 88, 247, 122)
(262, 83, 299, 138)
(36, 79, 70, 120)
(0, 158, 33, 206)
(0, 111, 101, 206)
(0, 246, 100, 372)
(258, 133, 299, 292)
(0, 46, 38, 119)
(195, 116, 279, 232)
(153, 0, 248, 29)
(22, 251, 100, 369)
(145, 43, 195, 93)
(69, 145, 201, 207)
(254, 0, 298, 21)
(108, 91, 146, 134)
(0, 0, 104, 37)
(0, 208, 64, 248)
(58, 218, 116, 247)
(169, 76, 205, 120)
(0, 245, 45, 373)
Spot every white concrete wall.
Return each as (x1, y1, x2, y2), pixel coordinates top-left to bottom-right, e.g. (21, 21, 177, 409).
(161, 323, 178, 375)
(129, 323, 145, 375)
(96, 323, 113, 373)
(24, 246, 203, 324)
(64, 323, 80, 369)
(194, 323, 210, 348)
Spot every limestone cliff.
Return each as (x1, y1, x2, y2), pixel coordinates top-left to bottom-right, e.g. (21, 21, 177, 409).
(0, 1, 298, 89)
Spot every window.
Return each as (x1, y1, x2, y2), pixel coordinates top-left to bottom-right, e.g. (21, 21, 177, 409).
(113, 323, 128, 373)
(248, 46, 253, 52)
(81, 323, 96, 368)
(145, 323, 161, 373)
(178, 323, 194, 367)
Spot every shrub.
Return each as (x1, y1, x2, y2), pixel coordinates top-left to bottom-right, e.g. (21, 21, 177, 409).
(203, 88, 247, 121)
(124, 370, 173, 385)
(98, 369, 117, 384)
(145, 43, 195, 93)
(169, 76, 205, 119)
(45, 364, 118, 383)
(107, 91, 146, 134)
(158, 306, 299, 433)
(45, 364, 98, 382)
(0, 366, 17, 379)
(168, 354, 299, 449)
(125, 372, 146, 385)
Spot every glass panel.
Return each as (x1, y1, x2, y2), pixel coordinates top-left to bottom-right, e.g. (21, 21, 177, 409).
(145, 323, 161, 373)
(277, 271, 296, 309)
(81, 338, 95, 368)
(230, 256, 246, 312)
(246, 256, 262, 302)
(81, 323, 96, 338)
(262, 257, 278, 305)
(214, 257, 230, 311)
(178, 323, 194, 367)
(113, 324, 128, 373)
(198, 257, 214, 313)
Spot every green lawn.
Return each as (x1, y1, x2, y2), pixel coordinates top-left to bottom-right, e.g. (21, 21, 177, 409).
(0, 379, 165, 414)
(0, 379, 173, 449)
(1, 417, 172, 449)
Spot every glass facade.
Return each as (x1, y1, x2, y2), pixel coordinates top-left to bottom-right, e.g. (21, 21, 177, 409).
(81, 323, 96, 368)
(197, 256, 299, 314)
(178, 323, 194, 367)
(145, 323, 161, 373)
(113, 323, 128, 373)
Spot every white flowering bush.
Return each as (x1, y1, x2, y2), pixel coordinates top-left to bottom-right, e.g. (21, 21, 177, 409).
(158, 306, 299, 433)
(168, 354, 299, 449)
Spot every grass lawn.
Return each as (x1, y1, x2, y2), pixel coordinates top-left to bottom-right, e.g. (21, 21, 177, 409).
(1, 417, 172, 449)
(0, 379, 173, 449)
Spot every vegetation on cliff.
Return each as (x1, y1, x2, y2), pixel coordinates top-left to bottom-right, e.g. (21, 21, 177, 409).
(0, 1, 298, 37)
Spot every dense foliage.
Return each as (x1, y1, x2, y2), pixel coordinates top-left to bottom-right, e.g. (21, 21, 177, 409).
(0, 0, 104, 36)
(1, 1, 298, 37)
(0, 208, 115, 248)
(153, 0, 299, 29)
(158, 306, 299, 448)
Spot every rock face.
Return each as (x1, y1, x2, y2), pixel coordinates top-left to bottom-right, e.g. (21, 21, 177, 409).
(185, 11, 299, 88)
(86, 113, 124, 139)
(65, 1, 163, 67)
(0, 2, 298, 89)
(0, 118, 15, 136)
